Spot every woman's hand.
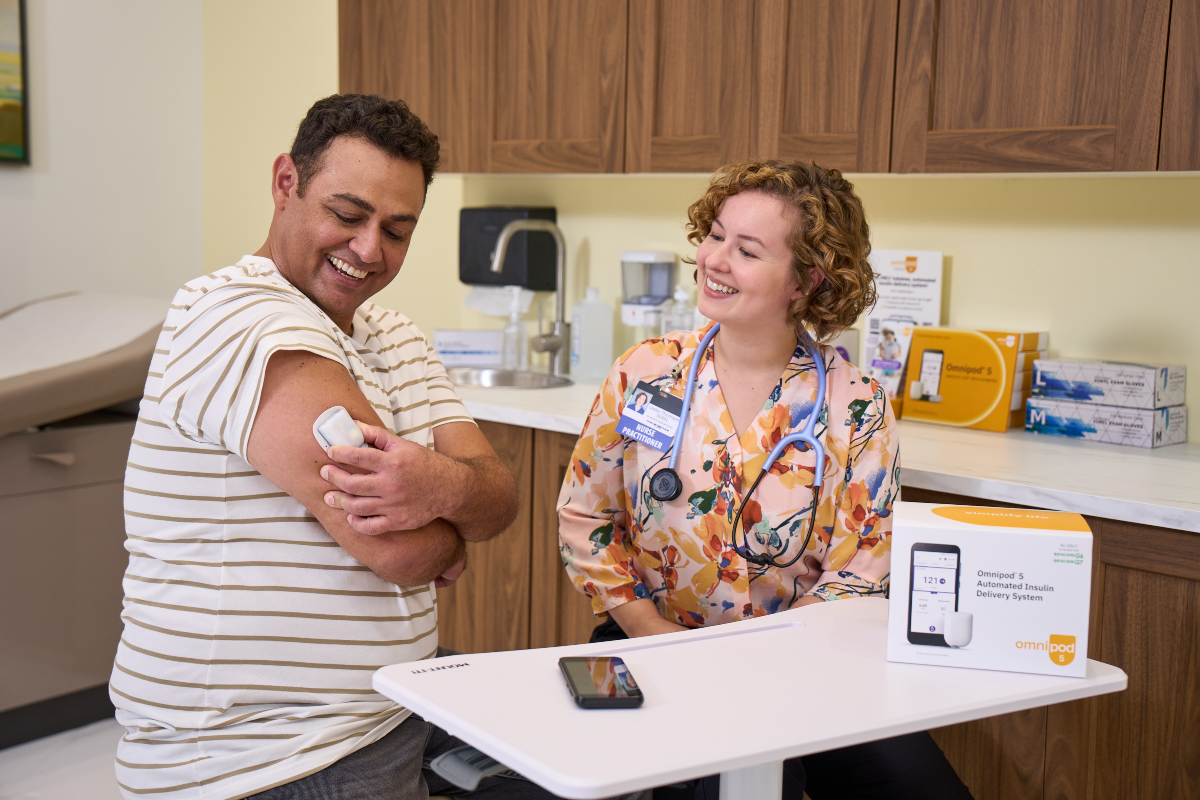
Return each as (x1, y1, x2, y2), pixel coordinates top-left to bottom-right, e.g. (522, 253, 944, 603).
(320, 421, 474, 534)
(608, 598, 689, 638)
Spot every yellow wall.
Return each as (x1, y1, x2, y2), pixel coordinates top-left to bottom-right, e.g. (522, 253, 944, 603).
(203, 0, 1200, 440)
(202, 0, 339, 273)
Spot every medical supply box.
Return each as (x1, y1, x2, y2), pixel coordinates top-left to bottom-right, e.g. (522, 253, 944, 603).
(887, 502, 1092, 678)
(1026, 397, 1187, 448)
(1033, 359, 1186, 409)
(902, 328, 1048, 432)
(433, 330, 503, 367)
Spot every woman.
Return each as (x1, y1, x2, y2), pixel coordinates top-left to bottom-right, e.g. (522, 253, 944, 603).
(557, 161, 971, 800)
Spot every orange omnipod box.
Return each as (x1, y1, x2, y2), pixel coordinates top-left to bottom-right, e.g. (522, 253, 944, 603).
(901, 328, 1048, 432)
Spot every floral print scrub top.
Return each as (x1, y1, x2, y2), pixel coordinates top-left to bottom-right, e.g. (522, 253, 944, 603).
(557, 323, 899, 627)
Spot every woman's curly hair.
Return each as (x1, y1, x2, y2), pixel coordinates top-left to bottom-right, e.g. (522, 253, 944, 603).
(685, 160, 876, 342)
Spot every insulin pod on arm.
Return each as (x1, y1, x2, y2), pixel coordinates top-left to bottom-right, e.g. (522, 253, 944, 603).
(313, 406, 367, 450)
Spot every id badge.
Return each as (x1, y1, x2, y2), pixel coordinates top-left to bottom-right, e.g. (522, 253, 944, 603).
(615, 381, 684, 452)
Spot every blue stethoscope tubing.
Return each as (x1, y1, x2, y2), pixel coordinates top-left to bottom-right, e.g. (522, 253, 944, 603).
(648, 323, 827, 568)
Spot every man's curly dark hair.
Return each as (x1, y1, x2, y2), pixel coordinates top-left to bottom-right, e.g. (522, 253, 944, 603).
(686, 160, 877, 341)
(290, 94, 441, 197)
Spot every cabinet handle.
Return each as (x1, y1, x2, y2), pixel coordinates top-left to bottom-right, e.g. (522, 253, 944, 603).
(32, 452, 76, 467)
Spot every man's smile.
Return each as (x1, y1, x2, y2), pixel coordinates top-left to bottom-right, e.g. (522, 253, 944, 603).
(328, 254, 369, 280)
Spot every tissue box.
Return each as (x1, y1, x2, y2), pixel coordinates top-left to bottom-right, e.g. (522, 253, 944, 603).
(887, 502, 1093, 678)
(433, 330, 503, 367)
(1033, 359, 1186, 409)
(1026, 397, 1187, 448)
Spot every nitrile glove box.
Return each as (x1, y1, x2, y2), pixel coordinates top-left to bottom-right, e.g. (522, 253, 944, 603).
(1026, 397, 1186, 448)
(887, 502, 1092, 678)
(1033, 358, 1186, 408)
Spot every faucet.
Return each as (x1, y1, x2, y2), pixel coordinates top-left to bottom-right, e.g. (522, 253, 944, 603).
(489, 219, 570, 377)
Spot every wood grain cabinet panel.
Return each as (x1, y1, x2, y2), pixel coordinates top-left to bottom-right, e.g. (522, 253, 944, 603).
(1159, 0, 1200, 170)
(435, 421, 533, 654)
(754, 0, 899, 172)
(530, 429, 597, 649)
(626, 0, 763, 172)
(892, 0, 1173, 172)
(488, 0, 628, 173)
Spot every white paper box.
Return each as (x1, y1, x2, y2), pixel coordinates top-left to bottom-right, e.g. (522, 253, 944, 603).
(1033, 359, 1186, 408)
(887, 502, 1092, 678)
(1026, 396, 1187, 448)
(433, 329, 503, 367)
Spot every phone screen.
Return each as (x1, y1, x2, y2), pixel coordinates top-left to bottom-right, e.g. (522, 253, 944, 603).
(919, 350, 944, 397)
(559, 657, 642, 704)
(909, 549, 959, 635)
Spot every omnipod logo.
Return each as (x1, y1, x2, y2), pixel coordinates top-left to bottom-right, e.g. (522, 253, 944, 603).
(1015, 634, 1077, 665)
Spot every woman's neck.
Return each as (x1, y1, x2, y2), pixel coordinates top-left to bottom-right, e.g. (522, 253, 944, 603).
(713, 320, 799, 375)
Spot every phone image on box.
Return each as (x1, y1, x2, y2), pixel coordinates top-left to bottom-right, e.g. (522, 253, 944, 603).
(918, 349, 944, 400)
(908, 543, 962, 647)
(558, 656, 644, 709)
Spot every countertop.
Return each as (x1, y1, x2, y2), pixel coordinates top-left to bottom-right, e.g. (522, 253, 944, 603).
(455, 381, 1200, 533)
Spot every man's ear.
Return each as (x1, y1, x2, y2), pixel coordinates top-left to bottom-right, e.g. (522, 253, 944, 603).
(271, 154, 300, 211)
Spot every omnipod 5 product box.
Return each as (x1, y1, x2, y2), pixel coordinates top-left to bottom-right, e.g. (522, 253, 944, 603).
(887, 502, 1092, 678)
(902, 329, 1048, 432)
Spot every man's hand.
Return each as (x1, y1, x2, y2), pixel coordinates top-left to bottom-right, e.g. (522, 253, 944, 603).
(321, 421, 475, 534)
(435, 554, 468, 589)
(322, 419, 517, 543)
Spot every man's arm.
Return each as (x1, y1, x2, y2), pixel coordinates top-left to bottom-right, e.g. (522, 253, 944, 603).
(246, 350, 464, 587)
(318, 409, 519, 542)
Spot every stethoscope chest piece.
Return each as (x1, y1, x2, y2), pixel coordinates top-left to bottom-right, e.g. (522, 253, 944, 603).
(649, 468, 683, 502)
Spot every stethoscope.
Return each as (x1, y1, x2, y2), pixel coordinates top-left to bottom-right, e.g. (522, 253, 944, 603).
(646, 323, 827, 568)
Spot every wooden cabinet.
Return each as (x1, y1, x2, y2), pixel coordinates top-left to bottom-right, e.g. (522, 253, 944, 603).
(1159, 0, 1200, 170)
(905, 487, 1200, 800)
(343, 0, 1194, 174)
(626, 0, 899, 173)
(891, 0, 1173, 173)
(437, 423, 595, 654)
(341, 0, 627, 173)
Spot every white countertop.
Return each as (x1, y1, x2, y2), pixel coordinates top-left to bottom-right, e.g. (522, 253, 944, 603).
(455, 381, 1200, 533)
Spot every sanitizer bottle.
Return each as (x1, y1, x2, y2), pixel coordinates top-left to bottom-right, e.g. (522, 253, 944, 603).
(570, 287, 613, 382)
(501, 286, 527, 371)
(661, 283, 696, 335)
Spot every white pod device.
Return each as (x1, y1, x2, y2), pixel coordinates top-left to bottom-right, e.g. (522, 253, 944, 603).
(313, 406, 366, 450)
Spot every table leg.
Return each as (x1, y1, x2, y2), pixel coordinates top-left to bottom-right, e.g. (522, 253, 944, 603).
(718, 760, 783, 799)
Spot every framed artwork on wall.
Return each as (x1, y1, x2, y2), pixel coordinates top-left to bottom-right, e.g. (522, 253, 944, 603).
(0, 0, 27, 164)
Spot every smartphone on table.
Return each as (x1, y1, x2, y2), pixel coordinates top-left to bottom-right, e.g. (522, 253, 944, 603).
(558, 656, 644, 708)
(908, 543, 961, 647)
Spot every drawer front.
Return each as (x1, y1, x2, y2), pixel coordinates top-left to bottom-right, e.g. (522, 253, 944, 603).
(0, 481, 127, 712)
(0, 421, 135, 498)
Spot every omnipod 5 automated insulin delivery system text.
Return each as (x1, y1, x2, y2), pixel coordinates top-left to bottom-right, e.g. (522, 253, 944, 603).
(887, 502, 1092, 678)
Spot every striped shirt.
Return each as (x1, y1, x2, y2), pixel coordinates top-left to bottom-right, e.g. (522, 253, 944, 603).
(111, 256, 473, 800)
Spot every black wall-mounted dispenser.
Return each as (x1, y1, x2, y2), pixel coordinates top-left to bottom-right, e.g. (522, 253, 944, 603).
(459, 207, 558, 291)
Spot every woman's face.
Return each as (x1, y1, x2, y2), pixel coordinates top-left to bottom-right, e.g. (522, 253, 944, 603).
(695, 191, 804, 334)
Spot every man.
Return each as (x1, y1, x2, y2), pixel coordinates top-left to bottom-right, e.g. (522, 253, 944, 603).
(110, 95, 543, 799)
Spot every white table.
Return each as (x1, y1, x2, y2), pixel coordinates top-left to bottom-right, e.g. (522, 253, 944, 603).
(374, 599, 1126, 799)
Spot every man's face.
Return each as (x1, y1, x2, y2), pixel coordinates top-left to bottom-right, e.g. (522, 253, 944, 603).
(270, 135, 425, 330)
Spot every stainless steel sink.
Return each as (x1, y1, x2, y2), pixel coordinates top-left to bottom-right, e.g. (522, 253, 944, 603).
(447, 368, 573, 389)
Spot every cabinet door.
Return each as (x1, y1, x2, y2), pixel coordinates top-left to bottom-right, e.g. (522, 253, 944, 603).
(754, 0, 899, 173)
(435, 422, 533, 654)
(340, 0, 490, 172)
(1, 482, 127, 712)
(626, 0, 768, 172)
(487, 0, 628, 172)
(892, 0, 1173, 172)
(530, 429, 598, 648)
(1159, 0, 1200, 170)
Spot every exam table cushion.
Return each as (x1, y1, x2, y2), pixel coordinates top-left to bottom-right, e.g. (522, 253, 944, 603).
(0, 293, 165, 437)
